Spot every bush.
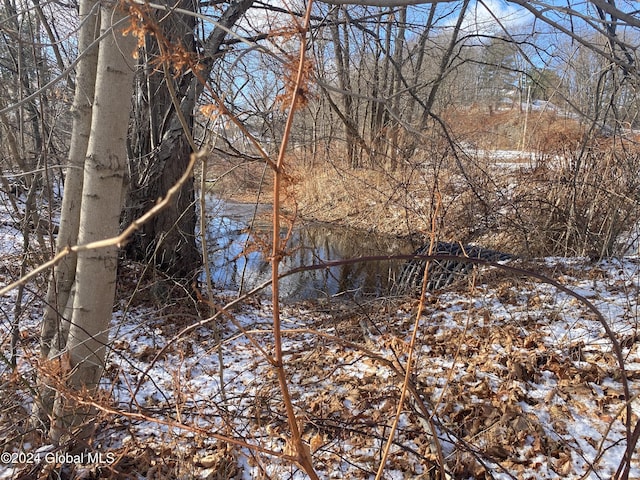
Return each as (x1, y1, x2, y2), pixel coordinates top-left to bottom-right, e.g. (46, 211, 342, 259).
(451, 138, 640, 258)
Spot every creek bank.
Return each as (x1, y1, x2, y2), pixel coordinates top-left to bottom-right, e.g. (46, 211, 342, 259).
(203, 195, 415, 300)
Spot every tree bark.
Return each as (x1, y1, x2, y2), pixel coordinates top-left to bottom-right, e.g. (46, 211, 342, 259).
(49, 3, 136, 445)
(35, 0, 100, 429)
(124, 0, 199, 281)
(40, 0, 100, 362)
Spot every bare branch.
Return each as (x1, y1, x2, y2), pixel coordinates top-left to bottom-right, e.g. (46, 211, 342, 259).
(318, 0, 453, 6)
(0, 152, 204, 298)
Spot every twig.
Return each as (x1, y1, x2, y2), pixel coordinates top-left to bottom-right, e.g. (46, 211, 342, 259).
(269, 1, 318, 478)
(0, 151, 203, 298)
(48, 378, 296, 460)
(375, 191, 444, 479)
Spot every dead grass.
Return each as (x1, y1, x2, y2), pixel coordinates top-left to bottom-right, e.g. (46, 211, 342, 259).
(443, 107, 588, 153)
(202, 153, 274, 205)
(288, 110, 640, 258)
(292, 161, 433, 238)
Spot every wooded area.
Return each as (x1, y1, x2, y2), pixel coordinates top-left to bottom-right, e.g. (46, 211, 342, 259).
(1, 0, 639, 478)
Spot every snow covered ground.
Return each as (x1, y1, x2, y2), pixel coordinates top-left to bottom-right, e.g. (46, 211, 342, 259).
(1, 192, 639, 479)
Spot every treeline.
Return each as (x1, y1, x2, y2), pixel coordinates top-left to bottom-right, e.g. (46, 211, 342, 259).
(208, 3, 640, 171)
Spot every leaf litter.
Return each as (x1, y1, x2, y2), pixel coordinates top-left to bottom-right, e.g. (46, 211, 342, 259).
(0, 202, 639, 479)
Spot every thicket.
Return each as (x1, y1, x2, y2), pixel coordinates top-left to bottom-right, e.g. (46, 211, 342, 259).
(1, 1, 640, 479)
(283, 110, 640, 260)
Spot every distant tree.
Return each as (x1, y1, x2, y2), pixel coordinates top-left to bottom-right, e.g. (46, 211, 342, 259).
(0, 0, 67, 223)
(476, 36, 521, 110)
(327, 5, 361, 167)
(527, 67, 562, 103)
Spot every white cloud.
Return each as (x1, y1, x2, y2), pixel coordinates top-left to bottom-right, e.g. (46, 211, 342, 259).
(459, 0, 534, 35)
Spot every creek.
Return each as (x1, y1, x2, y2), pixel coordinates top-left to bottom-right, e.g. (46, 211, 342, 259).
(202, 196, 415, 300)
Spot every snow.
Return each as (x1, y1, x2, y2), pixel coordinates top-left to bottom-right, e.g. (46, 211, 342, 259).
(102, 260, 640, 477)
(1, 193, 639, 478)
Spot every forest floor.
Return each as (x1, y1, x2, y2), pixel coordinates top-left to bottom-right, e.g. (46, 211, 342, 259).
(1, 213, 639, 479)
(1, 129, 640, 479)
(100, 257, 640, 480)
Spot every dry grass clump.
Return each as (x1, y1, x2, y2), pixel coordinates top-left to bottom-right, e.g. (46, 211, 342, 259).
(291, 117, 640, 259)
(202, 108, 639, 259)
(291, 153, 436, 239)
(202, 152, 275, 203)
(444, 107, 587, 153)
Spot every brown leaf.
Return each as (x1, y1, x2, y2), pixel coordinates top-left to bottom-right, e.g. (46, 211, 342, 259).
(310, 431, 324, 453)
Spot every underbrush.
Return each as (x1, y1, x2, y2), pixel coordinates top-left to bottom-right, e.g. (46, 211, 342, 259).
(2, 113, 640, 479)
(2, 256, 639, 479)
(292, 134, 640, 259)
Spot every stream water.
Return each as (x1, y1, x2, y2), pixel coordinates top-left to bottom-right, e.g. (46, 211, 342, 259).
(202, 197, 415, 300)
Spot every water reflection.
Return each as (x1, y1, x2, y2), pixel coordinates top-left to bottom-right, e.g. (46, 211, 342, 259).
(204, 197, 413, 300)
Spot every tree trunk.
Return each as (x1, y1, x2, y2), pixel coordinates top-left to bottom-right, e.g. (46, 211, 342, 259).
(35, 0, 100, 429)
(49, 3, 136, 445)
(123, 0, 254, 282)
(329, 7, 358, 167)
(386, 6, 407, 171)
(123, 0, 199, 281)
(125, 88, 199, 281)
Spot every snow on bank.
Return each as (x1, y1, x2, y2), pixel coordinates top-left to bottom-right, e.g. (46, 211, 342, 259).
(2, 261, 640, 478)
(90, 258, 640, 479)
(0, 189, 639, 478)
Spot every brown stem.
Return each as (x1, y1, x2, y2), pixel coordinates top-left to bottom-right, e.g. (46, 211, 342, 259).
(375, 191, 444, 479)
(270, 1, 319, 478)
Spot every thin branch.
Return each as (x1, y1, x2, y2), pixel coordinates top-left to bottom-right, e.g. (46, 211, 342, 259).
(318, 0, 453, 6)
(0, 1, 106, 115)
(0, 151, 203, 298)
(375, 193, 443, 478)
(269, 0, 319, 477)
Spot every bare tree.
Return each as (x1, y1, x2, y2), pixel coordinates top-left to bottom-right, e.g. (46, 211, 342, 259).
(38, 0, 100, 423)
(36, 0, 137, 444)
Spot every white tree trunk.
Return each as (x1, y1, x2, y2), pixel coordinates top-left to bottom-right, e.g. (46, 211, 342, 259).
(40, 0, 100, 362)
(34, 0, 100, 431)
(49, 3, 136, 444)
